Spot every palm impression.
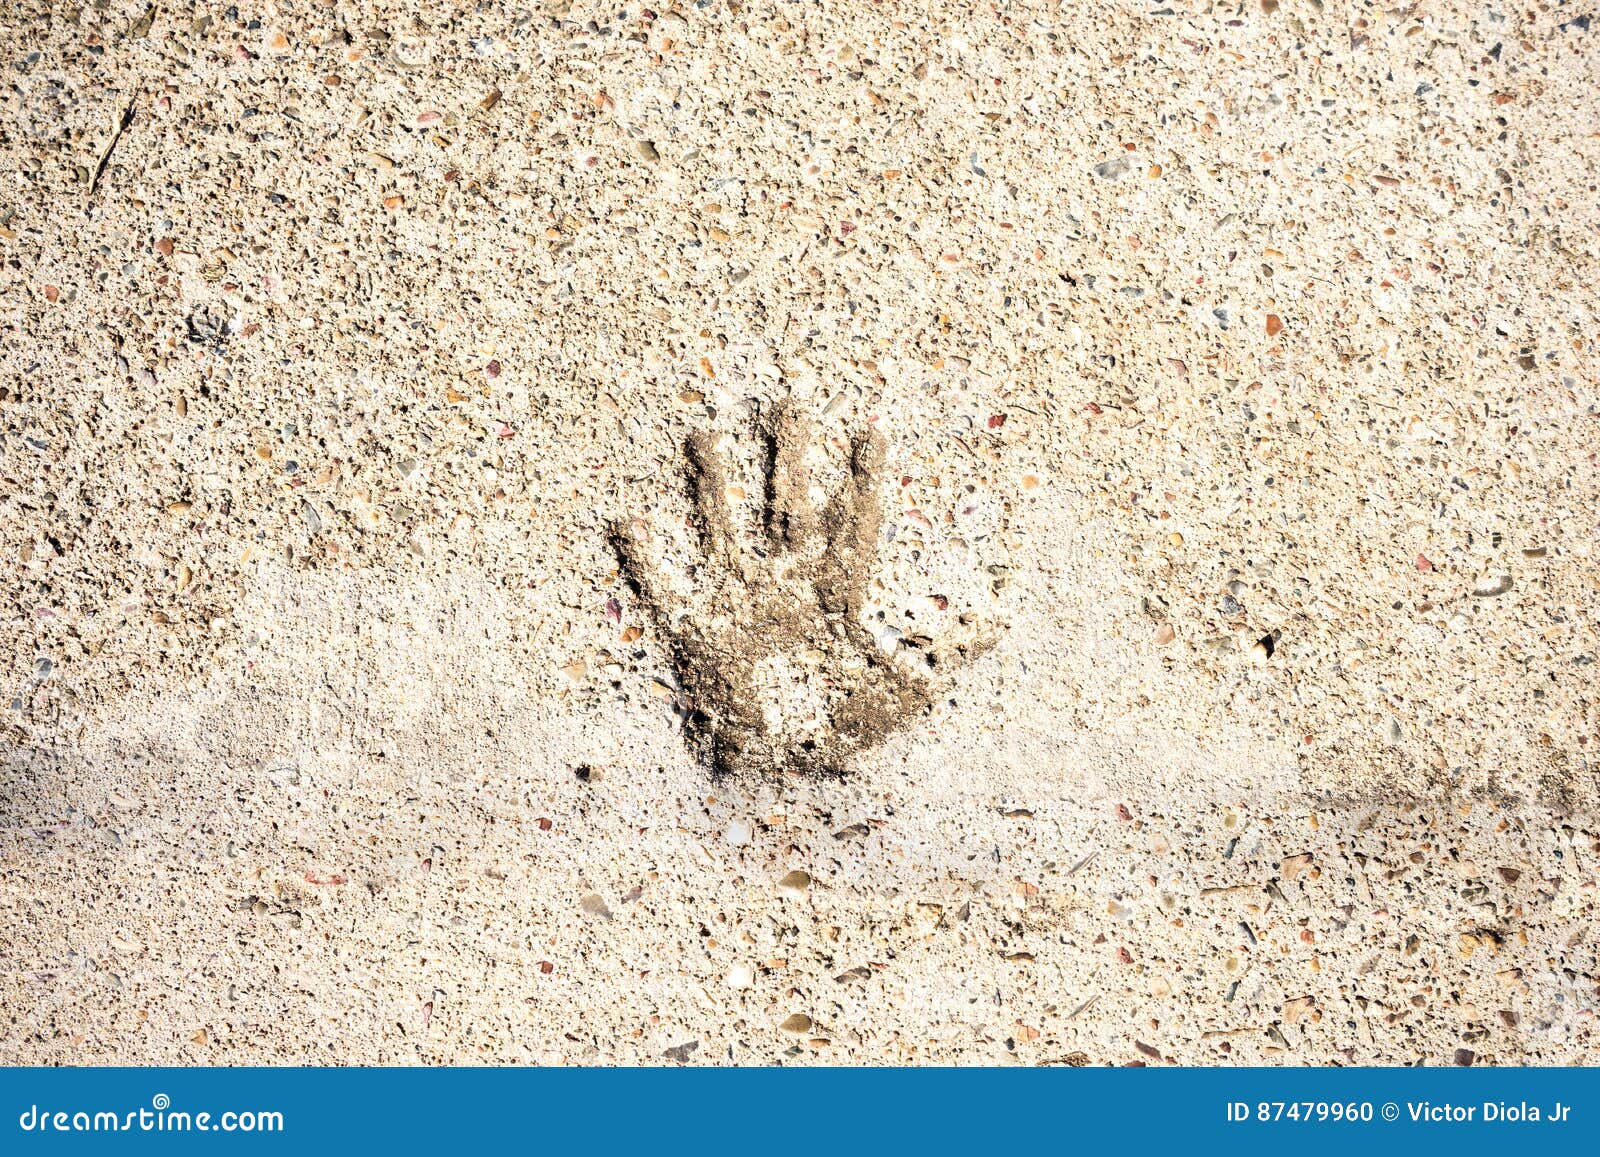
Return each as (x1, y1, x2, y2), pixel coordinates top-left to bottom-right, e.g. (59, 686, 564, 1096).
(610, 400, 993, 778)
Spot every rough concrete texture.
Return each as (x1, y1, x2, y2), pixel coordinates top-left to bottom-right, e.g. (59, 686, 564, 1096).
(3, 1, 1599, 1064)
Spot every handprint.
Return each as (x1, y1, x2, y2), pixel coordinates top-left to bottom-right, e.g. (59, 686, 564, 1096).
(609, 400, 992, 778)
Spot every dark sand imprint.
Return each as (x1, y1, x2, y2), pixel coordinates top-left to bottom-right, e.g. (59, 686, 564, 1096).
(611, 402, 991, 778)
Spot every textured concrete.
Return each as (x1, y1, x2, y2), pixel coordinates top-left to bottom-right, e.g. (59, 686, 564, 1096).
(2, 1, 1598, 1064)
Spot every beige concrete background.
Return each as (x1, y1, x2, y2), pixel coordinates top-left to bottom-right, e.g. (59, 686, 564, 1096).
(2, 0, 1598, 1063)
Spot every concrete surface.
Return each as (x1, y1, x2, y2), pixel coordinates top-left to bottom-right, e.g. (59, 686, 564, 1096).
(2, 0, 1598, 1064)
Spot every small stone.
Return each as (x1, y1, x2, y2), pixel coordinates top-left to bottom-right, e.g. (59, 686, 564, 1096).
(779, 1013, 813, 1035)
(1094, 157, 1131, 180)
(185, 307, 227, 346)
(1472, 574, 1513, 598)
(726, 963, 754, 988)
(725, 819, 752, 846)
(777, 870, 811, 898)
